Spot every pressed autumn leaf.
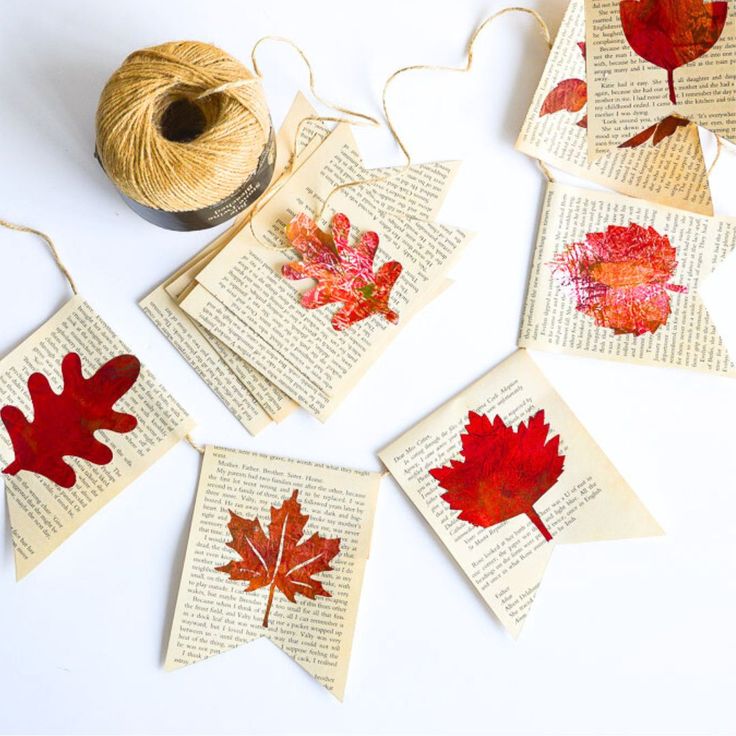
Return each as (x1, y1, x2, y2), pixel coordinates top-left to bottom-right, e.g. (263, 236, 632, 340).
(216, 490, 340, 627)
(540, 40, 588, 127)
(620, 0, 728, 104)
(540, 78, 588, 118)
(619, 115, 690, 146)
(282, 212, 402, 331)
(550, 222, 687, 336)
(1, 352, 140, 488)
(429, 410, 564, 542)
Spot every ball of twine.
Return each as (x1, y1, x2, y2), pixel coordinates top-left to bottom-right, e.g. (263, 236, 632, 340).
(95, 40, 272, 212)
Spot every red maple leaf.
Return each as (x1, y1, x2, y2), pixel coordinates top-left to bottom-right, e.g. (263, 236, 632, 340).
(1, 352, 140, 488)
(282, 213, 402, 331)
(429, 410, 565, 542)
(620, 0, 728, 104)
(550, 222, 687, 336)
(619, 115, 690, 146)
(216, 490, 341, 627)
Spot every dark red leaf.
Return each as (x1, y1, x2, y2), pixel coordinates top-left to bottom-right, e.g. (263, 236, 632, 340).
(620, 0, 728, 104)
(1, 352, 140, 488)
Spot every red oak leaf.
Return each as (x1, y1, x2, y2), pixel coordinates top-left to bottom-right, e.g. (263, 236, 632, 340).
(1, 352, 140, 488)
(550, 222, 687, 336)
(620, 0, 728, 104)
(429, 410, 565, 542)
(216, 490, 341, 627)
(282, 213, 402, 331)
(619, 115, 690, 147)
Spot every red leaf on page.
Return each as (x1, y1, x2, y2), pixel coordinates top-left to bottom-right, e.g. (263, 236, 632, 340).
(216, 490, 341, 627)
(429, 410, 564, 542)
(1, 352, 140, 488)
(619, 115, 690, 147)
(550, 222, 687, 335)
(540, 78, 588, 118)
(620, 0, 728, 104)
(282, 213, 402, 331)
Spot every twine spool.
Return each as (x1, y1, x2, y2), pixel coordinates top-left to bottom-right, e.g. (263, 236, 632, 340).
(95, 40, 276, 231)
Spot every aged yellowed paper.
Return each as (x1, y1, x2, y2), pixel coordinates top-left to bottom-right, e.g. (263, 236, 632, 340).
(141, 93, 326, 432)
(380, 349, 661, 637)
(180, 123, 470, 419)
(0, 296, 194, 579)
(165, 446, 381, 700)
(518, 182, 736, 375)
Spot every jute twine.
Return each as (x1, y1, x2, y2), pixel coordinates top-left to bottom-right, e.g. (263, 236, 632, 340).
(95, 40, 272, 212)
(0, 218, 78, 294)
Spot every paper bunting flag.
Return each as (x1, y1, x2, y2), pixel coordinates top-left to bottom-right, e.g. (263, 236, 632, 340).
(516, 0, 713, 214)
(380, 349, 661, 637)
(518, 181, 736, 376)
(165, 446, 381, 700)
(584, 0, 736, 158)
(0, 296, 194, 579)
(175, 121, 470, 423)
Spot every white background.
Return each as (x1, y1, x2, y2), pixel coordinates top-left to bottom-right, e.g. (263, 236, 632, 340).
(1, 1, 735, 734)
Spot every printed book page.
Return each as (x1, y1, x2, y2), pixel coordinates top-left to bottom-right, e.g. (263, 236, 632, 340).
(182, 123, 470, 418)
(585, 0, 736, 158)
(180, 277, 451, 420)
(518, 182, 736, 375)
(140, 288, 274, 433)
(0, 296, 194, 579)
(165, 446, 381, 700)
(516, 0, 713, 214)
(379, 349, 661, 637)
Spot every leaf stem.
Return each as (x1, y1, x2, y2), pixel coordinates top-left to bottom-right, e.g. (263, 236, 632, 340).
(667, 69, 676, 105)
(262, 581, 276, 628)
(3, 460, 20, 476)
(527, 508, 552, 542)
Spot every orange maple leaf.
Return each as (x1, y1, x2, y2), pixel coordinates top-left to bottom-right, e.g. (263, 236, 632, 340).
(282, 212, 402, 331)
(216, 490, 341, 627)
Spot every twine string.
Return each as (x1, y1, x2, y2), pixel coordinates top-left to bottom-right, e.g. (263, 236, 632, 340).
(185, 433, 205, 455)
(0, 218, 78, 295)
(245, 36, 383, 249)
(707, 133, 723, 179)
(313, 6, 554, 221)
(382, 7, 552, 169)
